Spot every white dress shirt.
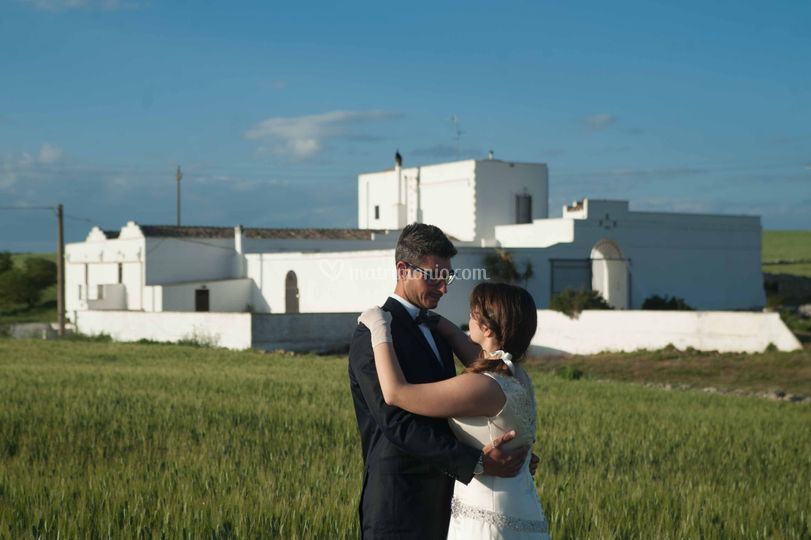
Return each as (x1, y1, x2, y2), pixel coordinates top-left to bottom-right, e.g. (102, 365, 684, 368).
(389, 293, 443, 366)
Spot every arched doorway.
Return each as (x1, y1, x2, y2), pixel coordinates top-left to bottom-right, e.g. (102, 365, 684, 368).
(591, 240, 629, 309)
(285, 271, 299, 313)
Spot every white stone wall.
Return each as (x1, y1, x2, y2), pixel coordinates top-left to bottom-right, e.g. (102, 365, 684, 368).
(74, 311, 253, 349)
(358, 159, 550, 243)
(474, 160, 549, 241)
(252, 312, 360, 352)
(144, 238, 236, 285)
(160, 278, 253, 312)
(496, 219, 575, 247)
(496, 199, 764, 310)
(531, 310, 802, 354)
(417, 161, 478, 242)
(358, 169, 402, 229)
(73, 311, 360, 352)
(65, 236, 145, 320)
(246, 249, 396, 314)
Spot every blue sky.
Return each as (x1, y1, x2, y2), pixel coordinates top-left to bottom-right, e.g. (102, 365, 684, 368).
(1, 0, 809, 251)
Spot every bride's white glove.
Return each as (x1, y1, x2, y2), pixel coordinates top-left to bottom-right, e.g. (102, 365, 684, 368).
(358, 307, 393, 347)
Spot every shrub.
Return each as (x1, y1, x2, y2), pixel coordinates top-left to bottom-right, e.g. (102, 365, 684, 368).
(24, 258, 57, 290)
(550, 288, 612, 318)
(62, 332, 112, 342)
(641, 295, 694, 310)
(556, 365, 584, 380)
(0, 270, 41, 310)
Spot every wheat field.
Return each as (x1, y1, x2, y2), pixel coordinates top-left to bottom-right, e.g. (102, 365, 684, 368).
(1, 339, 809, 539)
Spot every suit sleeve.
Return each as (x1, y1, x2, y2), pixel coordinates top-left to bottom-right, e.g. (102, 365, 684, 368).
(349, 323, 480, 484)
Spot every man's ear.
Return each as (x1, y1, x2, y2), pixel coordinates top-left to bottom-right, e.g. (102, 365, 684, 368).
(395, 261, 409, 281)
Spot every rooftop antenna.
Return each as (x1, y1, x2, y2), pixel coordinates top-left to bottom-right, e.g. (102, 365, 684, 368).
(450, 114, 463, 160)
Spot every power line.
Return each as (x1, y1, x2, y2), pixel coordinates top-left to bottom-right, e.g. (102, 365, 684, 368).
(0, 205, 55, 211)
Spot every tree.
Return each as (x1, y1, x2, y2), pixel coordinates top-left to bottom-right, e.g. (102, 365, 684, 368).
(483, 249, 533, 285)
(24, 258, 57, 290)
(0, 270, 40, 310)
(0, 251, 12, 274)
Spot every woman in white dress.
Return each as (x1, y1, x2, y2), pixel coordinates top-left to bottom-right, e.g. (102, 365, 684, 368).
(359, 282, 551, 540)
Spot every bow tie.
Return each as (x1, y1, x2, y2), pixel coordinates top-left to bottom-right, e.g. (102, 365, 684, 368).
(414, 310, 440, 328)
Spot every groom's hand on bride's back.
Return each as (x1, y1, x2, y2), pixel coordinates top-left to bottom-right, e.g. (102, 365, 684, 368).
(481, 431, 529, 478)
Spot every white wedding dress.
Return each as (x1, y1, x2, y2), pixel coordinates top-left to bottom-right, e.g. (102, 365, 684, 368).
(447, 364, 551, 540)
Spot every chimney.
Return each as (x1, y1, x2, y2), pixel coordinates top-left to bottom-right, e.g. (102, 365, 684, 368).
(234, 224, 245, 278)
(234, 224, 244, 254)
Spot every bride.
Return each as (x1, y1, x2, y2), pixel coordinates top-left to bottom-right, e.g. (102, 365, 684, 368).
(359, 282, 550, 539)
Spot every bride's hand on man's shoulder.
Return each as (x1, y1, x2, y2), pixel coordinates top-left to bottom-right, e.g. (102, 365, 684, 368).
(358, 307, 393, 347)
(358, 306, 390, 328)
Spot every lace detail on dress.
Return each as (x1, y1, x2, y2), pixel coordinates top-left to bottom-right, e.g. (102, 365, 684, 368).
(451, 498, 549, 533)
(484, 369, 536, 447)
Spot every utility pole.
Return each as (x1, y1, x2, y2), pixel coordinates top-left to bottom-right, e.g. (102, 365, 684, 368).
(56, 203, 65, 337)
(176, 165, 183, 226)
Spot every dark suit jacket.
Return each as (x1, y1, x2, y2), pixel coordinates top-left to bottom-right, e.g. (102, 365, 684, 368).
(348, 297, 480, 539)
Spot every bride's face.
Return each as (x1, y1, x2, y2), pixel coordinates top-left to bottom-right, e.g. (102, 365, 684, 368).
(468, 311, 487, 345)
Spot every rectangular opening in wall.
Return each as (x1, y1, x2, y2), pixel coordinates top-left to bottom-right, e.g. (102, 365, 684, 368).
(117, 263, 123, 284)
(195, 288, 210, 312)
(515, 193, 532, 224)
(550, 259, 591, 297)
(374, 205, 380, 220)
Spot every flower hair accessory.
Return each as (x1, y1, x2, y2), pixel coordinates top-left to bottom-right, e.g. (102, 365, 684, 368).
(489, 350, 515, 374)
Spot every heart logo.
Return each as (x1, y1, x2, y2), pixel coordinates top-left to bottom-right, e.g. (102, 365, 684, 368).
(319, 259, 345, 281)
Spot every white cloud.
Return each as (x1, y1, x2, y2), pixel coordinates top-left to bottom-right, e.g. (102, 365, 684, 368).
(23, 0, 141, 12)
(584, 113, 617, 130)
(37, 143, 63, 164)
(0, 143, 64, 191)
(244, 110, 399, 160)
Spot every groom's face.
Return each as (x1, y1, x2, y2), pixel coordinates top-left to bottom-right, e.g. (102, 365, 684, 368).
(399, 255, 452, 310)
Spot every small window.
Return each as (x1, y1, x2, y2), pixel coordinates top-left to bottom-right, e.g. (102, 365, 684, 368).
(195, 288, 210, 312)
(374, 205, 380, 220)
(117, 263, 123, 284)
(515, 193, 532, 224)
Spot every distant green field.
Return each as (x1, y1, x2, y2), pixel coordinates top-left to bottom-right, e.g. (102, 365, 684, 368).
(1, 340, 809, 539)
(762, 230, 811, 277)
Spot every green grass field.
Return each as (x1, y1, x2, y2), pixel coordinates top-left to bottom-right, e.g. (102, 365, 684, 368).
(1, 340, 809, 539)
(762, 231, 811, 278)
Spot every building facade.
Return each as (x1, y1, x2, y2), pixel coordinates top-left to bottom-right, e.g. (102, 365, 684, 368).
(65, 157, 765, 329)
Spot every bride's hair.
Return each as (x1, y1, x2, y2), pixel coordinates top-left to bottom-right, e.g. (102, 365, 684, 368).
(464, 282, 538, 376)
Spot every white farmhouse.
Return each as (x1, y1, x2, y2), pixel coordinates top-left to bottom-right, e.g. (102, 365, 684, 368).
(66, 155, 786, 352)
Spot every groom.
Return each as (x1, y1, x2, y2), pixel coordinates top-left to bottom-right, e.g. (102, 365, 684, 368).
(348, 223, 532, 539)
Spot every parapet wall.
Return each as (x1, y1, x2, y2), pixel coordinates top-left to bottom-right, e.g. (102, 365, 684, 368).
(531, 310, 801, 355)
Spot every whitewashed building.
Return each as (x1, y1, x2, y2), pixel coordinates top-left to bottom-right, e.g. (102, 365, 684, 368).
(66, 156, 789, 352)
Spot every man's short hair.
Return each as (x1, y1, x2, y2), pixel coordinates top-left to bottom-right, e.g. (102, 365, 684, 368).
(395, 223, 457, 264)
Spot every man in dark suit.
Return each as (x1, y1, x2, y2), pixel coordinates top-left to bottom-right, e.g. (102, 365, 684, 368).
(348, 223, 531, 539)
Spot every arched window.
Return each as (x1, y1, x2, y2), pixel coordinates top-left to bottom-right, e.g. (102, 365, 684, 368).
(285, 271, 299, 313)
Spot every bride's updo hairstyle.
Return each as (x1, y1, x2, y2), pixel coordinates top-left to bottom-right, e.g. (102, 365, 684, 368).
(465, 282, 538, 376)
